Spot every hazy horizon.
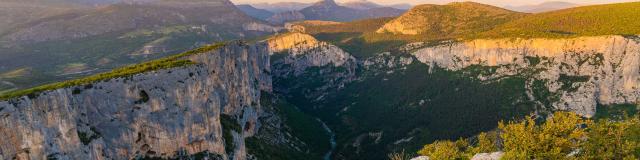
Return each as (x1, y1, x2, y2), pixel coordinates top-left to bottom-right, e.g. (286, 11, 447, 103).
(231, 0, 637, 6)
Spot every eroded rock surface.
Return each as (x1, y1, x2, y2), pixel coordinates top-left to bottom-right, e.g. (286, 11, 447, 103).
(413, 36, 640, 117)
(0, 42, 271, 160)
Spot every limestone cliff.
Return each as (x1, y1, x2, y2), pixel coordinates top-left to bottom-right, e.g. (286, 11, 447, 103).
(412, 36, 640, 117)
(266, 33, 320, 54)
(267, 32, 355, 77)
(0, 42, 271, 160)
(267, 32, 356, 103)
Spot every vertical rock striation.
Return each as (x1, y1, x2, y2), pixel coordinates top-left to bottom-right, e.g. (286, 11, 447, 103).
(412, 36, 640, 117)
(0, 42, 271, 160)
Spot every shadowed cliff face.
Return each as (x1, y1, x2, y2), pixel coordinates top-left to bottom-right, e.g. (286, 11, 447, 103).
(0, 42, 271, 160)
(413, 36, 640, 117)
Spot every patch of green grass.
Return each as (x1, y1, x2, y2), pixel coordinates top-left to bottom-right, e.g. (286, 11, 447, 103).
(0, 43, 224, 100)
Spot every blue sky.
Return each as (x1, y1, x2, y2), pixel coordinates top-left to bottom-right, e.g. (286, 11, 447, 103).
(231, 0, 637, 6)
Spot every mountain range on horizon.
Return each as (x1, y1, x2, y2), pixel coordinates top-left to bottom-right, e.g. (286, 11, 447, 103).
(244, 0, 412, 12)
(505, 1, 580, 13)
(239, 0, 406, 24)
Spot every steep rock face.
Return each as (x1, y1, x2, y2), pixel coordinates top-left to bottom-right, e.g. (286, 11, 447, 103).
(282, 42, 356, 75)
(0, 42, 271, 160)
(267, 33, 355, 76)
(413, 36, 640, 117)
(266, 33, 320, 54)
(267, 32, 357, 103)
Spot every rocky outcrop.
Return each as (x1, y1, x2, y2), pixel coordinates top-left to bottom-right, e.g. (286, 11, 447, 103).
(242, 22, 283, 33)
(412, 36, 640, 117)
(267, 33, 355, 76)
(281, 42, 356, 75)
(410, 156, 430, 160)
(267, 32, 357, 104)
(0, 42, 271, 160)
(266, 33, 320, 54)
(471, 152, 504, 160)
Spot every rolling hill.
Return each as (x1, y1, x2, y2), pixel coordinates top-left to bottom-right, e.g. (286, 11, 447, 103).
(0, 1, 87, 36)
(299, 0, 404, 22)
(237, 4, 274, 20)
(376, 2, 526, 38)
(482, 2, 640, 38)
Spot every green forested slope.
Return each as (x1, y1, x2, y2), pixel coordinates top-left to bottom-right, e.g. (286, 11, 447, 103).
(480, 2, 640, 38)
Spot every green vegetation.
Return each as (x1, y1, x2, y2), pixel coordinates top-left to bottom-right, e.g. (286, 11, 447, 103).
(480, 2, 640, 38)
(382, 2, 526, 39)
(77, 127, 101, 145)
(558, 74, 591, 92)
(293, 18, 409, 58)
(246, 137, 314, 160)
(594, 104, 639, 120)
(250, 92, 328, 160)
(295, 18, 395, 35)
(524, 56, 542, 66)
(0, 21, 260, 94)
(531, 79, 561, 107)
(220, 114, 240, 154)
(134, 90, 150, 104)
(292, 2, 640, 59)
(137, 150, 223, 160)
(418, 111, 640, 159)
(0, 43, 223, 100)
(275, 60, 537, 160)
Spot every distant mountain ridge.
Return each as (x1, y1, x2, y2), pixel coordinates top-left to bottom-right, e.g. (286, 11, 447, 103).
(340, 0, 382, 10)
(237, 4, 274, 20)
(249, 2, 311, 13)
(299, 0, 404, 22)
(340, 0, 412, 10)
(506, 1, 580, 13)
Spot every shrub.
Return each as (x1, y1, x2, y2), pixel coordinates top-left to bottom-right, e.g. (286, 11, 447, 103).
(416, 111, 640, 159)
